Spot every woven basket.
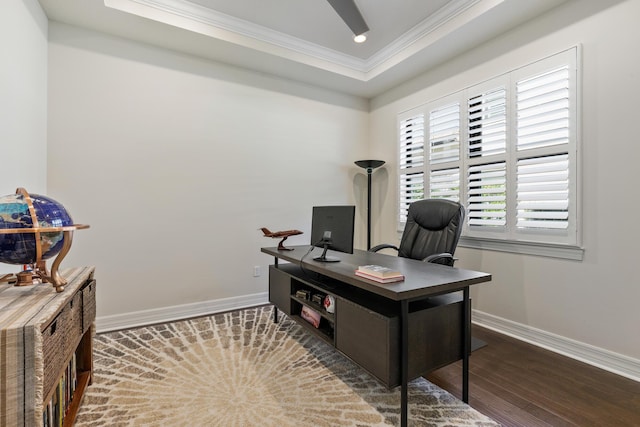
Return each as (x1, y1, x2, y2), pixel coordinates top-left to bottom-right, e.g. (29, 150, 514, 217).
(66, 290, 83, 351)
(42, 305, 69, 396)
(82, 280, 96, 333)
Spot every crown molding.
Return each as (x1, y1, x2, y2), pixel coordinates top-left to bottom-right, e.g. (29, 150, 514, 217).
(105, 0, 489, 80)
(363, 0, 483, 72)
(105, 0, 367, 78)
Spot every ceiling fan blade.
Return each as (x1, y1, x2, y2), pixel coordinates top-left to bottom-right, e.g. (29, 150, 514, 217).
(326, 0, 369, 35)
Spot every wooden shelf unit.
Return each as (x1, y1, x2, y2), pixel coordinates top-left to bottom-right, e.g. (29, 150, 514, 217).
(0, 266, 96, 427)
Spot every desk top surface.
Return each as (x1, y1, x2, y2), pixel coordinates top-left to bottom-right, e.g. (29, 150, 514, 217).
(261, 246, 491, 301)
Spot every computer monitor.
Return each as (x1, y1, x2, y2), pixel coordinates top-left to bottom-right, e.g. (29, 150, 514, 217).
(310, 205, 355, 262)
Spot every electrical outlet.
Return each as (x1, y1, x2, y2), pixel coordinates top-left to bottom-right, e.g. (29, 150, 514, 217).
(253, 266, 260, 277)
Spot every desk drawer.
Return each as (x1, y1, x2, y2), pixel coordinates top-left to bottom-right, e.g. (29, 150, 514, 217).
(336, 293, 464, 388)
(336, 297, 399, 387)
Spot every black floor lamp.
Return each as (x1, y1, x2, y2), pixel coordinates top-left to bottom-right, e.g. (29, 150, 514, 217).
(355, 160, 385, 250)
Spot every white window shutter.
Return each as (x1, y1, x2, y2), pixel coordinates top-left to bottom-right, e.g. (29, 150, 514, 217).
(429, 104, 460, 164)
(517, 67, 570, 151)
(467, 162, 507, 227)
(397, 48, 579, 252)
(399, 173, 424, 223)
(516, 154, 569, 229)
(399, 115, 425, 223)
(468, 87, 507, 158)
(429, 168, 460, 201)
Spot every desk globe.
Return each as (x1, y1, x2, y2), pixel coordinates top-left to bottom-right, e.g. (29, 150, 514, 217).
(0, 188, 88, 292)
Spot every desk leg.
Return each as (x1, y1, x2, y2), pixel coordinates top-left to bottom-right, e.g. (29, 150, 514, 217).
(400, 299, 409, 427)
(463, 286, 470, 403)
(273, 256, 279, 324)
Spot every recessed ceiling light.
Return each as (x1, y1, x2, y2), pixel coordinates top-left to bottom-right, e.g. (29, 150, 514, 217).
(353, 34, 367, 43)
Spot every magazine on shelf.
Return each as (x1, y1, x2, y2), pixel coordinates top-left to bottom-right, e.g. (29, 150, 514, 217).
(356, 264, 403, 279)
(300, 305, 321, 328)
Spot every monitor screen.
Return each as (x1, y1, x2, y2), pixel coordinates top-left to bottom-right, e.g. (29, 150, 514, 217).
(310, 205, 355, 262)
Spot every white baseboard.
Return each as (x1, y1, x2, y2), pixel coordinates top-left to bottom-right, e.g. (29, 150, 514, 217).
(96, 292, 269, 333)
(473, 309, 640, 383)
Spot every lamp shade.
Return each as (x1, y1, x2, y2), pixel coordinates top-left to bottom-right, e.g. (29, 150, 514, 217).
(355, 160, 385, 170)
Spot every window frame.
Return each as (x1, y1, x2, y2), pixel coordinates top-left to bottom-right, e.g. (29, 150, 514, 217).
(396, 47, 583, 260)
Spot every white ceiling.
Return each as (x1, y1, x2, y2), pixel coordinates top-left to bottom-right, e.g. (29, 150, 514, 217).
(37, 0, 569, 98)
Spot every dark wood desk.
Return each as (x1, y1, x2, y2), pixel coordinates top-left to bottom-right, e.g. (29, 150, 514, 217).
(261, 245, 491, 427)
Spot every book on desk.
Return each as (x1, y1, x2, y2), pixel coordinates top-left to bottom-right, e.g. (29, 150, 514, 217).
(355, 265, 405, 283)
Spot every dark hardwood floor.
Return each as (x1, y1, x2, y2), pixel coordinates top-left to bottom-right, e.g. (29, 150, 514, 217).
(426, 325, 640, 426)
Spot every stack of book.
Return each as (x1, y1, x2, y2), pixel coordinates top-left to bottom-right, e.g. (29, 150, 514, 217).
(43, 353, 77, 427)
(355, 265, 405, 283)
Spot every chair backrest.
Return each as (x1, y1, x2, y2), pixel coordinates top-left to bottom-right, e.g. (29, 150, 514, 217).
(397, 199, 465, 264)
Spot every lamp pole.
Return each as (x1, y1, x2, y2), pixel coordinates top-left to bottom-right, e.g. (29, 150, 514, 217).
(355, 160, 385, 250)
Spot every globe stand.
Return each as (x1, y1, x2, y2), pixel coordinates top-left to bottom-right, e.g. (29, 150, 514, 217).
(29, 233, 74, 291)
(14, 261, 48, 287)
(0, 228, 86, 292)
(16, 270, 34, 286)
(0, 188, 89, 293)
(0, 274, 16, 285)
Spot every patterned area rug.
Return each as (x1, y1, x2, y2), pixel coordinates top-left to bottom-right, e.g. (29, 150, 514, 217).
(75, 306, 498, 426)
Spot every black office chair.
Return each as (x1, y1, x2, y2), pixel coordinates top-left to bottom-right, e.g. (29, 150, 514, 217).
(370, 198, 465, 266)
(371, 199, 484, 352)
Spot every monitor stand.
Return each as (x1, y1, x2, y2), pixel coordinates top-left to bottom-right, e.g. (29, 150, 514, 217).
(313, 244, 340, 262)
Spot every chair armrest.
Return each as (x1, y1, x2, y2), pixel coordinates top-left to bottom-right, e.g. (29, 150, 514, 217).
(369, 244, 399, 253)
(423, 252, 456, 266)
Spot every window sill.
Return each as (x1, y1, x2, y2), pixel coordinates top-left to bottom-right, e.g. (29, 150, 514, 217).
(458, 237, 584, 261)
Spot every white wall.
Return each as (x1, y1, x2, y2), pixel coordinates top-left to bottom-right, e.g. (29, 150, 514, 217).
(0, 0, 48, 274)
(370, 0, 640, 367)
(47, 23, 369, 321)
